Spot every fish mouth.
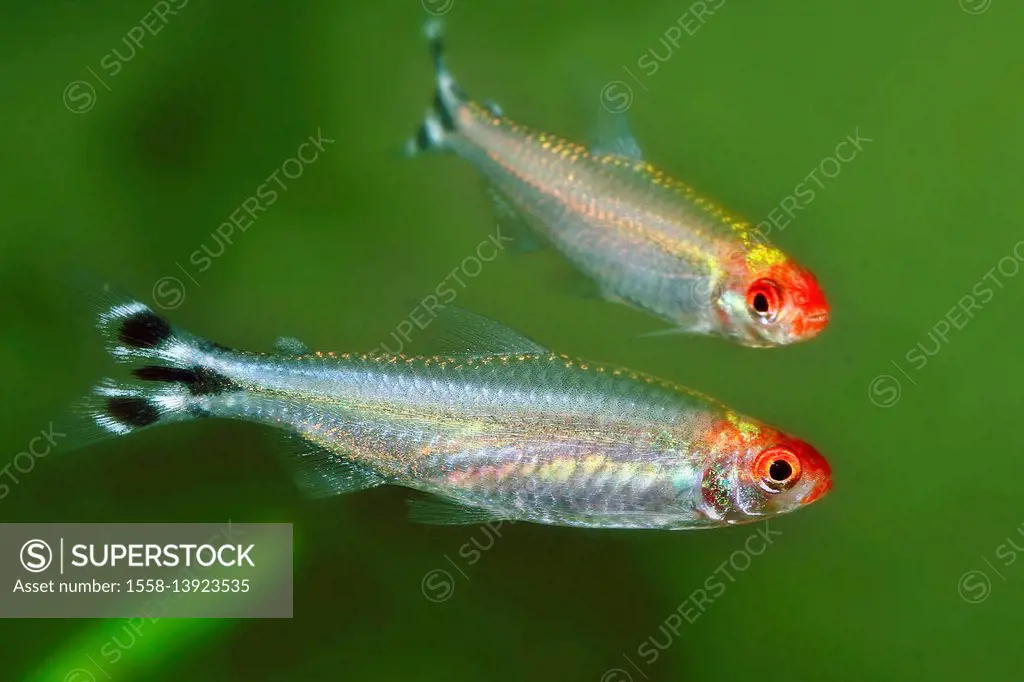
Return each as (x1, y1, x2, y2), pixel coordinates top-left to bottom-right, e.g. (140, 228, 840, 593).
(801, 477, 832, 505)
(796, 308, 830, 338)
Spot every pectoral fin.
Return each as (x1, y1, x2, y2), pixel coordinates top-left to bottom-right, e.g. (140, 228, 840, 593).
(482, 182, 544, 253)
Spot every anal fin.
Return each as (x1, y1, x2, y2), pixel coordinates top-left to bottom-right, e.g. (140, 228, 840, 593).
(280, 435, 386, 499)
(407, 494, 509, 525)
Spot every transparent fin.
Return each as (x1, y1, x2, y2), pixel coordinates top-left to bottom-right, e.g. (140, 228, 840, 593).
(482, 182, 543, 253)
(59, 380, 196, 453)
(416, 307, 550, 357)
(59, 273, 213, 451)
(407, 495, 508, 525)
(274, 336, 310, 355)
(591, 105, 643, 160)
(608, 273, 709, 333)
(280, 436, 386, 498)
(51, 394, 145, 455)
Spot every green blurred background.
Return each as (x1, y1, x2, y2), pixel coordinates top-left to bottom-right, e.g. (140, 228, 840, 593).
(2, 0, 1023, 679)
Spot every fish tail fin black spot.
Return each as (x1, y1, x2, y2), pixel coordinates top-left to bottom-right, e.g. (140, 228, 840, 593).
(404, 20, 474, 157)
(130, 365, 238, 396)
(60, 277, 241, 448)
(105, 396, 161, 429)
(61, 381, 186, 449)
(86, 281, 186, 361)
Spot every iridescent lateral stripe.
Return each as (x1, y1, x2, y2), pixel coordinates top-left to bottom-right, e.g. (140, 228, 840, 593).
(454, 101, 769, 268)
(443, 453, 668, 484)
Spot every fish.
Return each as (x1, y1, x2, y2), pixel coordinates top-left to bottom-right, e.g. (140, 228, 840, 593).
(68, 283, 832, 530)
(405, 22, 829, 348)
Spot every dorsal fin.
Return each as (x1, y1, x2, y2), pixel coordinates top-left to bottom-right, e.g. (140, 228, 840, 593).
(591, 104, 643, 160)
(416, 307, 550, 357)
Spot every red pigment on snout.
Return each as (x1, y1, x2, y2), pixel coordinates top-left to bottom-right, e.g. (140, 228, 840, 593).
(772, 436, 832, 504)
(769, 263, 829, 339)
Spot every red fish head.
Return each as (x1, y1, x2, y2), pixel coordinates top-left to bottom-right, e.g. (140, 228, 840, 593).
(701, 430, 832, 522)
(718, 247, 829, 347)
(744, 437, 832, 509)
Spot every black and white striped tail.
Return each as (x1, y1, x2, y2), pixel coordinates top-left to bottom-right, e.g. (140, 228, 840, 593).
(69, 283, 239, 445)
(404, 20, 466, 156)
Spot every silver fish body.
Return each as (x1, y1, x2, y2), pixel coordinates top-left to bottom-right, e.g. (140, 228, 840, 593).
(450, 110, 736, 331)
(78, 290, 832, 529)
(203, 349, 732, 529)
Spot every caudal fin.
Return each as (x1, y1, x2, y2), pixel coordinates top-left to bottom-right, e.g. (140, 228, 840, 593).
(67, 282, 237, 448)
(403, 20, 469, 156)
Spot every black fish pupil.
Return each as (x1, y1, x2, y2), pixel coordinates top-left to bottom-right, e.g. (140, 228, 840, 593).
(768, 459, 792, 482)
(753, 293, 770, 314)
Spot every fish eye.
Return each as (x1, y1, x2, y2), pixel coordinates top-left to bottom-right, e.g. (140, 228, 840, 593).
(753, 445, 802, 493)
(745, 279, 782, 323)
